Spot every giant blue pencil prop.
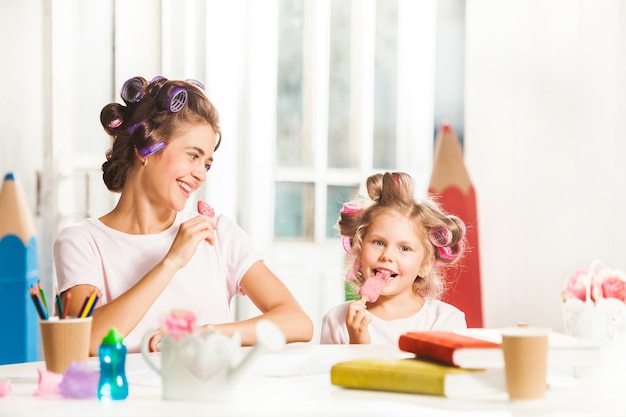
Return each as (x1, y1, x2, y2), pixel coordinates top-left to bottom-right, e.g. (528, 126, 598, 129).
(0, 172, 40, 364)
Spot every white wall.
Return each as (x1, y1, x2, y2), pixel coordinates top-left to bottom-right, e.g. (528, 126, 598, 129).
(0, 0, 44, 191)
(0, 0, 46, 284)
(466, 0, 626, 331)
(0, 0, 44, 213)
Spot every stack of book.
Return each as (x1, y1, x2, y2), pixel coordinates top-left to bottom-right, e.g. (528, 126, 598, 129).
(330, 329, 601, 398)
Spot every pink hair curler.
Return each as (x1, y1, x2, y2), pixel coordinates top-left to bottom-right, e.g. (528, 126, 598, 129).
(458, 218, 467, 238)
(342, 236, 352, 254)
(391, 173, 402, 187)
(108, 118, 123, 128)
(437, 241, 464, 260)
(429, 226, 452, 247)
(341, 202, 361, 215)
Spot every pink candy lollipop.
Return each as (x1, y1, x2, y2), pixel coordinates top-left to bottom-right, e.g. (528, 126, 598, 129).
(197, 200, 215, 218)
(359, 271, 390, 302)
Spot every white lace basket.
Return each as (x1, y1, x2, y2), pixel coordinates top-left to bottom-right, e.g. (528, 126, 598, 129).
(562, 260, 626, 347)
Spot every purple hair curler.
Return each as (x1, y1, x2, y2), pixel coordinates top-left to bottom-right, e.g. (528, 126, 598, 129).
(120, 77, 145, 104)
(147, 76, 167, 98)
(145, 76, 190, 113)
(154, 86, 187, 113)
(138, 141, 167, 158)
(127, 119, 147, 136)
(186, 79, 205, 90)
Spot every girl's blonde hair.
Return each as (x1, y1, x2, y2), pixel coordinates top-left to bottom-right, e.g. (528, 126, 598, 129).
(337, 172, 466, 299)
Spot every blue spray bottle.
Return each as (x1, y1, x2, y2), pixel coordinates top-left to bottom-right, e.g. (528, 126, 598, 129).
(98, 327, 128, 401)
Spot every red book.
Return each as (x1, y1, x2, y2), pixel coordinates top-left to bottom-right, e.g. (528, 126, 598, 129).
(398, 331, 500, 368)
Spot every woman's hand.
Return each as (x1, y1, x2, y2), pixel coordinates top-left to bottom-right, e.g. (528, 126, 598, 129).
(164, 215, 217, 269)
(346, 300, 372, 344)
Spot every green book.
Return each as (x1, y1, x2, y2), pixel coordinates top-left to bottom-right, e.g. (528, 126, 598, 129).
(330, 358, 504, 398)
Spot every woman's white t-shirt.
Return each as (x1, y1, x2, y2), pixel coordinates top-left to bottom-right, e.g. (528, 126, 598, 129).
(53, 211, 262, 352)
(319, 299, 467, 345)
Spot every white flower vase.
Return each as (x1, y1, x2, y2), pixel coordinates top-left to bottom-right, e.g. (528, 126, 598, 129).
(562, 260, 626, 379)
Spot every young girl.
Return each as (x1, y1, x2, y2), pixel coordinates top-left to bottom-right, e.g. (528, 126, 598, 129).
(54, 76, 313, 354)
(320, 171, 467, 344)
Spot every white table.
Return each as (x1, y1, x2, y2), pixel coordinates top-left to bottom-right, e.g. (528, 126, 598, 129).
(0, 343, 623, 417)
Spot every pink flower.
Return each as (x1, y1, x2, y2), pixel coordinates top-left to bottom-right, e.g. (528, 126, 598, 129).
(162, 309, 197, 341)
(595, 268, 626, 303)
(563, 265, 626, 304)
(563, 268, 593, 302)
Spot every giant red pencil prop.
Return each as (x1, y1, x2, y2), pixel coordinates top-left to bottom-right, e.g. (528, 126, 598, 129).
(428, 123, 483, 328)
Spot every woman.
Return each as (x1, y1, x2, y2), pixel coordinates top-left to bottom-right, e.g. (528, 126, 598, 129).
(54, 76, 313, 354)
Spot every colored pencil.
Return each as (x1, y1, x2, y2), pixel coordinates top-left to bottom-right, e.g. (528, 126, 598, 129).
(85, 291, 100, 318)
(55, 287, 63, 318)
(79, 290, 97, 318)
(77, 291, 91, 319)
(38, 281, 48, 314)
(29, 286, 48, 320)
(61, 291, 71, 319)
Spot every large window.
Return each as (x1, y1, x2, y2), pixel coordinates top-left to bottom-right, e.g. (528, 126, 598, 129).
(274, 0, 432, 242)
(43, 0, 441, 335)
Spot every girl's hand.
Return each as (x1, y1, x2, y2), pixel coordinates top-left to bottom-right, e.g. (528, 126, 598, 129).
(164, 215, 217, 269)
(148, 329, 163, 352)
(346, 300, 372, 344)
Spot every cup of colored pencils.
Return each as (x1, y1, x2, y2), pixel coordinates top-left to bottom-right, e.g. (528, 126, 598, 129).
(29, 284, 100, 374)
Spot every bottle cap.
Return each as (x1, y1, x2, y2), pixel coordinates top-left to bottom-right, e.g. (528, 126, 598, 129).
(102, 328, 125, 344)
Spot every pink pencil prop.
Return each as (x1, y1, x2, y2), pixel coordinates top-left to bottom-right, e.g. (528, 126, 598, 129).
(359, 271, 390, 302)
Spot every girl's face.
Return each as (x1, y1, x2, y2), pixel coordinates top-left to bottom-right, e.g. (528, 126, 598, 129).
(144, 122, 217, 211)
(360, 211, 427, 297)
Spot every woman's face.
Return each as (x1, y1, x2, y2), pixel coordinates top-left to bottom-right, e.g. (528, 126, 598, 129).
(143, 122, 217, 211)
(360, 211, 427, 297)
